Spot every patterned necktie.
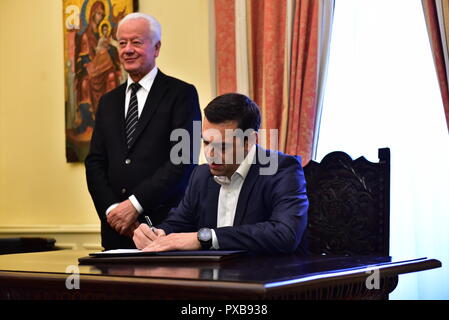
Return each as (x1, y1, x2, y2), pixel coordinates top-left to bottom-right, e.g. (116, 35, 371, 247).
(125, 82, 141, 148)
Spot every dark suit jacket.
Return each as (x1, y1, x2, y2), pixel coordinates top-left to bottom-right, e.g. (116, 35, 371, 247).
(157, 147, 309, 254)
(85, 70, 201, 250)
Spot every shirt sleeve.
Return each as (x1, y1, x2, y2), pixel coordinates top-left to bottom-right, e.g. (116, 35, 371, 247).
(129, 195, 144, 214)
(211, 229, 220, 249)
(105, 203, 119, 216)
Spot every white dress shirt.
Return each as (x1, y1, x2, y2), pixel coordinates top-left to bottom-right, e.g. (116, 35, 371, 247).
(124, 66, 158, 118)
(106, 66, 158, 216)
(210, 145, 256, 249)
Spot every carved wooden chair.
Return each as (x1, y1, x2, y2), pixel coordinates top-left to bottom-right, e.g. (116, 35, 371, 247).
(303, 148, 390, 256)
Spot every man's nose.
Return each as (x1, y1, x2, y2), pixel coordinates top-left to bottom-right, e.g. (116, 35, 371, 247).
(122, 42, 134, 53)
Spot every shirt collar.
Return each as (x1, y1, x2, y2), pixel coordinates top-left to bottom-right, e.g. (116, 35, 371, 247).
(213, 144, 256, 186)
(126, 66, 158, 92)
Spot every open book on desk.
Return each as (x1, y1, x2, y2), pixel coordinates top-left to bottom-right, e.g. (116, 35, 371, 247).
(78, 249, 247, 264)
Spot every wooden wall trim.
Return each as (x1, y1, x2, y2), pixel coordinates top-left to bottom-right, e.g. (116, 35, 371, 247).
(0, 224, 100, 234)
(0, 225, 102, 251)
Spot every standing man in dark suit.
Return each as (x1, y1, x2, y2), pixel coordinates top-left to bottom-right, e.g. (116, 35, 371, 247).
(132, 93, 308, 254)
(85, 13, 201, 250)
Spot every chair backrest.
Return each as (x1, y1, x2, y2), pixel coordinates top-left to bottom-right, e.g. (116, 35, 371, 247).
(303, 148, 390, 256)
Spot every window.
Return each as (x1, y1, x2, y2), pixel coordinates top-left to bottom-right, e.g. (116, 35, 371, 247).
(318, 0, 449, 299)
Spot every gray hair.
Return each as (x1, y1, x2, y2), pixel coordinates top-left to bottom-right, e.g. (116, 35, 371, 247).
(117, 13, 162, 45)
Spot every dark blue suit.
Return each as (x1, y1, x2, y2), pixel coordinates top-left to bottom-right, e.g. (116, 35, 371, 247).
(157, 147, 309, 254)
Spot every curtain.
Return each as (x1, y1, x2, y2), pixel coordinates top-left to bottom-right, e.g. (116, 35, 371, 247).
(317, 0, 449, 299)
(285, 0, 335, 162)
(215, 0, 335, 164)
(422, 0, 449, 132)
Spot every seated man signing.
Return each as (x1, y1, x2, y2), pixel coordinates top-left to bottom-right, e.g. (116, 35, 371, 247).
(133, 93, 309, 254)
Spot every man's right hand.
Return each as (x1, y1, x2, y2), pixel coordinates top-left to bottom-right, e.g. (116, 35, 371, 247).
(107, 199, 139, 236)
(133, 224, 166, 249)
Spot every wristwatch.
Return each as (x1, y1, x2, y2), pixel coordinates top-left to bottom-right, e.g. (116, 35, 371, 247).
(197, 228, 213, 250)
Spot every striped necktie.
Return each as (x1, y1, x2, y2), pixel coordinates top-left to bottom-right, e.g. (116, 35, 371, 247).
(125, 82, 141, 148)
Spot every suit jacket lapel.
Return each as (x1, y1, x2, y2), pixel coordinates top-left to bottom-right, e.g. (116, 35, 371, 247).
(112, 83, 128, 153)
(233, 162, 260, 226)
(204, 176, 220, 227)
(128, 70, 169, 150)
(233, 146, 272, 225)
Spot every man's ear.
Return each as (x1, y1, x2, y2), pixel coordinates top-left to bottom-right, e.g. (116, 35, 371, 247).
(253, 130, 259, 145)
(154, 41, 161, 57)
(244, 130, 258, 150)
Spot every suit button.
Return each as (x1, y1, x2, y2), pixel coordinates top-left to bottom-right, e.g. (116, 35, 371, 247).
(121, 188, 127, 194)
(125, 159, 131, 165)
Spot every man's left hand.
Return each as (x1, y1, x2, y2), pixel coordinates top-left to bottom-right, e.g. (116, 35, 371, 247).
(142, 232, 201, 252)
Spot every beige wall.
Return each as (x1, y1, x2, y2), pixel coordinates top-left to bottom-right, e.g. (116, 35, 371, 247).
(0, 0, 213, 248)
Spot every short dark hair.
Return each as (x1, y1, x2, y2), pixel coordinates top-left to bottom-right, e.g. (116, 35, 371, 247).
(204, 93, 261, 132)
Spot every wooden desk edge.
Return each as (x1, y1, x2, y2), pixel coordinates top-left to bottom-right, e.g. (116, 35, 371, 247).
(264, 258, 442, 291)
(0, 257, 442, 300)
(0, 270, 267, 296)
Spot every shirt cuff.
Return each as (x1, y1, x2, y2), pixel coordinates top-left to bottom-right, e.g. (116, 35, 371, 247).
(129, 195, 144, 214)
(211, 229, 220, 249)
(105, 203, 119, 216)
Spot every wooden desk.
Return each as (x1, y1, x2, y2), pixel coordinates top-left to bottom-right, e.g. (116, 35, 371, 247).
(0, 250, 441, 300)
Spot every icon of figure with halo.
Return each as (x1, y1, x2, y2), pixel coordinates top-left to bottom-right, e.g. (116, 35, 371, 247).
(71, 0, 125, 139)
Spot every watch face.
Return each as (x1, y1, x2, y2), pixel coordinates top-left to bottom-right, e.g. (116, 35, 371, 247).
(198, 228, 212, 242)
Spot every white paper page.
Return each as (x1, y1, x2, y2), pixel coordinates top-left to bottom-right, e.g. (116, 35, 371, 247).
(92, 249, 143, 255)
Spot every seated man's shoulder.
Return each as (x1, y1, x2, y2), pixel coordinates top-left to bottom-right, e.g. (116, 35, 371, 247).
(279, 151, 302, 167)
(259, 148, 302, 169)
(253, 148, 303, 185)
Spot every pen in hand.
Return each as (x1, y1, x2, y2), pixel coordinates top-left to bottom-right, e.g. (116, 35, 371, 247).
(144, 215, 155, 232)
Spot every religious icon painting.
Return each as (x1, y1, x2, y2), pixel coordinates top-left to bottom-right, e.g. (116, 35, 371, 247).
(63, 0, 138, 162)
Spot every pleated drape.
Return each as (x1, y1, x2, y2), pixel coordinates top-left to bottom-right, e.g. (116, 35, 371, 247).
(422, 0, 449, 132)
(214, 0, 334, 164)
